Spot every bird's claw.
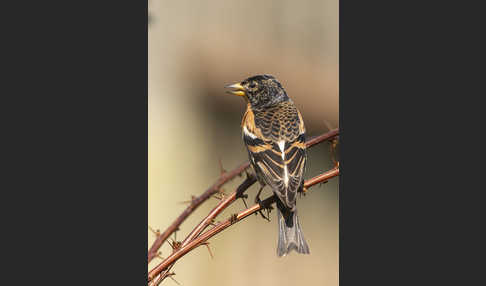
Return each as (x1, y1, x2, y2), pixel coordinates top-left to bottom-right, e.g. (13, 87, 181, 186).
(239, 193, 249, 208)
(255, 196, 272, 222)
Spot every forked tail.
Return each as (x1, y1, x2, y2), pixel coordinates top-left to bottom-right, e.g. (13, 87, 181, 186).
(276, 206, 310, 257)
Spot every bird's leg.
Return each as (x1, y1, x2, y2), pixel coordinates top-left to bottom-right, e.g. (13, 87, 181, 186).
(254, 186, 272, 222)
(254, 186, 264, 204)
(236, 171, 256, 208)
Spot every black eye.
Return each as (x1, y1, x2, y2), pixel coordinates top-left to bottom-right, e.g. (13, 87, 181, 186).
(249, 82, 256, 88)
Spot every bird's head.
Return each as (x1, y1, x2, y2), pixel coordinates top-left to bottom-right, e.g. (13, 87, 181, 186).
(225, 74, 289, 109)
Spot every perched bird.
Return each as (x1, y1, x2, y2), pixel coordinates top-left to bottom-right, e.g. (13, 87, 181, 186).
(226, 74, 310, 256)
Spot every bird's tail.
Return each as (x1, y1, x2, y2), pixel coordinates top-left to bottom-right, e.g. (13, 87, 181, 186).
(276, 204, 310, 257)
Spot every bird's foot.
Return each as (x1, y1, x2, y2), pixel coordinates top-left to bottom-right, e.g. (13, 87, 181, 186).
(254, 195, 272, 222)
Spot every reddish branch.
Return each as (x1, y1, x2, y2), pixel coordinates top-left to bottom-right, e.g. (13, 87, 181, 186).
(147, 162, 249, 262)
(147, 128, 339, 263)
(150, 175, 257, 285)
(148, 166, 339, 283)
(180, 175, 256, 247)
(304, 164, 339, 190)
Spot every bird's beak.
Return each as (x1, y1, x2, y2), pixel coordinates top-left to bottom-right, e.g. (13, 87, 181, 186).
(225, 82, 246, 96)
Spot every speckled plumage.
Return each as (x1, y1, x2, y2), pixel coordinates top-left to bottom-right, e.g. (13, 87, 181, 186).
(253, 101, 302, 142)
(243, 101, 306, 210)
(227, 74, 309, 257)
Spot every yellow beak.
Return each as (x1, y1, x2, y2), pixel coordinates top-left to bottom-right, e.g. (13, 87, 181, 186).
(225, 83, 246, 96)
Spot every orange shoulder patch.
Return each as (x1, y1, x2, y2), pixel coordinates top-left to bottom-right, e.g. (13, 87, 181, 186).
(242, 104, 264, 138)
(297, 109, 306, 134)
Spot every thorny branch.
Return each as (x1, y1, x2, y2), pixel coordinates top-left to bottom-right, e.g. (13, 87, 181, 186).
(148, 128, 338, 263)
(148, 166, 339, 283)
(147, 161, 250, 263)
(148, 128, 339, 284)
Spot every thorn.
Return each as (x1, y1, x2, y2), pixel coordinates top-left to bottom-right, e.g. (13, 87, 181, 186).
(201, 242, 214, 259)
(323, 120, 334, 132)
(155, 251, 165, 260)
(332, 137, 338, 149)
(212, 188, 227, 201)
(218, 158, 227, 175)
(149, 226, 161, 237)
(208, 219, 219, 227)
(166, 272, 180, 285)
(168, 239, 182, 252)
(148, 273, 162, 286)
(179, 195, 197, 205)
(329, 137, 339, 167)
(229, 213, 238, 224)
(173, 229, 178, 243)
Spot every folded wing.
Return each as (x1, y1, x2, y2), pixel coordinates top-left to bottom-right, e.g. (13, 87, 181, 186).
(244, 129, 306, 211)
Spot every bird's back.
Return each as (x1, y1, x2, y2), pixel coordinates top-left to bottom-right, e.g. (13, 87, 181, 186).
(242, 100, 307, 210)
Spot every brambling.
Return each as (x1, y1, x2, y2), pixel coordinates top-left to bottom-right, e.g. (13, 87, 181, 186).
(226, 74, 309, 256)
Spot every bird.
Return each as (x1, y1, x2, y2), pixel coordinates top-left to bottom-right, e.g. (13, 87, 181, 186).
(225, 74, 310, 257)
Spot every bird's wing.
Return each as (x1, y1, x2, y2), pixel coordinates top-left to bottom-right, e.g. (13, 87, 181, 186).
(242, 102, 306, 210)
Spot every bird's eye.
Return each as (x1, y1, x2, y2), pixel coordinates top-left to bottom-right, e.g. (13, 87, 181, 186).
(249, 82, 256, 88)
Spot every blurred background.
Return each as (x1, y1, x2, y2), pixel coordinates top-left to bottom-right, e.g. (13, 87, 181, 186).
(148, 0, 339, 285)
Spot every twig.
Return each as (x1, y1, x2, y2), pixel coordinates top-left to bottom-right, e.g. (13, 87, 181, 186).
(304, 166, 339, 189)
(148, 166, 339, 283)
(147, 128, 339, 263)
(147, 161, 250, 263)
(305, 128, 339, 147)
(180, 173, 256, 247)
